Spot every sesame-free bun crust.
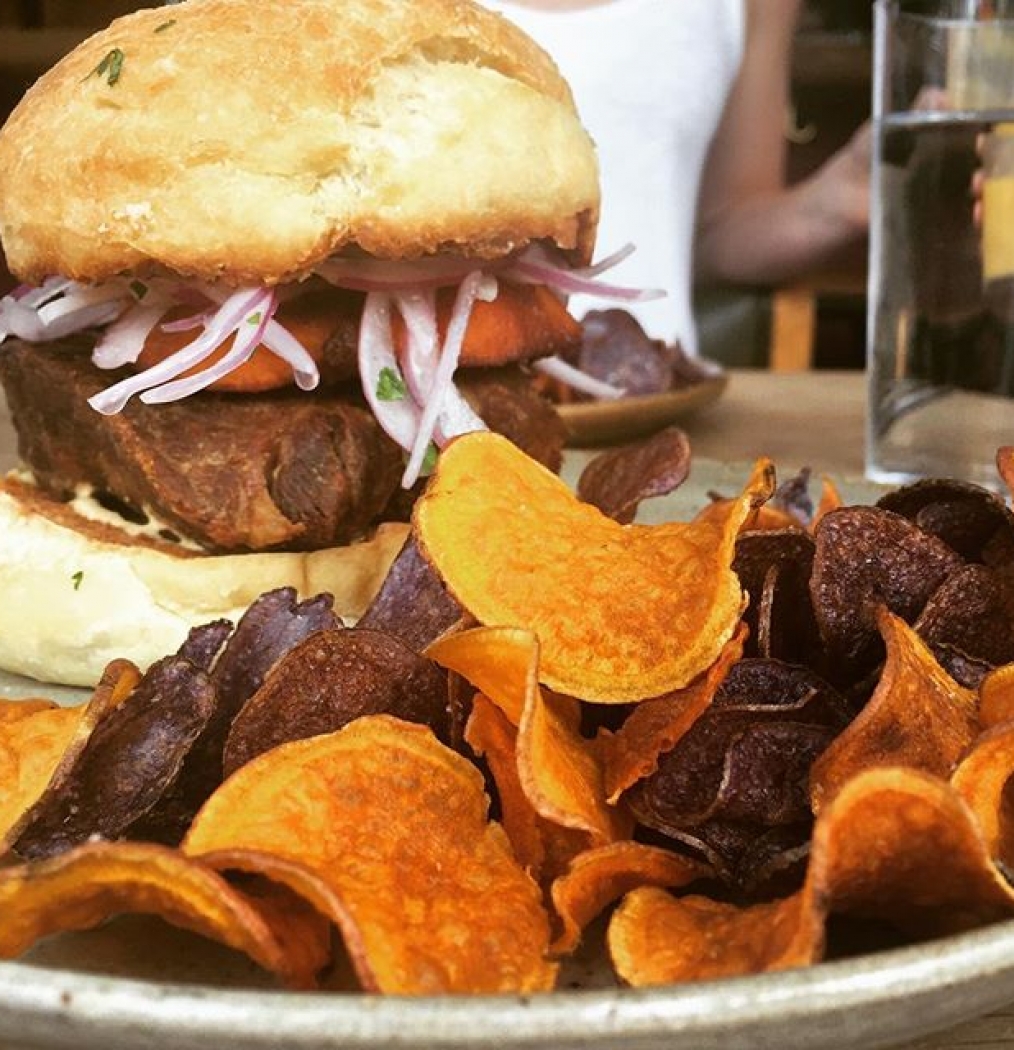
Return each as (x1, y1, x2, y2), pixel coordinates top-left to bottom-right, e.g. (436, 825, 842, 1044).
(0, 475, 409, 687)
(0, 0, 599, 285)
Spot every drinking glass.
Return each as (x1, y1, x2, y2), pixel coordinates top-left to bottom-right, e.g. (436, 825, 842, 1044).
(867, 0, 1014, 489)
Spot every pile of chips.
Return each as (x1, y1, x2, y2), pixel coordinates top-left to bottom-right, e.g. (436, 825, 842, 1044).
(4, 428, 1014, 994)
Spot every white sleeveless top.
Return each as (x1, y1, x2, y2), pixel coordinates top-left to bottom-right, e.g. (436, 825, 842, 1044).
(481, 0, 745, 349)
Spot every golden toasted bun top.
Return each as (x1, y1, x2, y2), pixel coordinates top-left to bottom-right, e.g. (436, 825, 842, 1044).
(0, 0, 600, 285)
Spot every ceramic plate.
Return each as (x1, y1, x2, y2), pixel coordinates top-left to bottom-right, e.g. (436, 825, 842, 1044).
(557, 374, 728, 447)
(0, 457, 1009, 1050)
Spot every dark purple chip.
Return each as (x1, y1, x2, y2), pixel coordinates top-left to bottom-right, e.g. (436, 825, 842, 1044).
(12, 655, 217, 860)
(358, 535, 464, 652)
(577, 425, 692, 524)
(222, 627, 452, 776)
(810, 506, 965, 678)
(621, 659, 849, 890)
(876, 478, 1014, 562)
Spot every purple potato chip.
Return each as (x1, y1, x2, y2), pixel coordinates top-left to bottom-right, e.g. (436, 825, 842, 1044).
(222, 627, 452, 776)
(358, 535, 464, 652)
(876, 478, 1014, 562)
(12, 655, 217, 860)
(576, 425, 692, 525)
(810, 506, 965, 677)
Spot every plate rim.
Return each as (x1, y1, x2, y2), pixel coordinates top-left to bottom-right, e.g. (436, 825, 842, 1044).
(3, 915, 1014, 1049)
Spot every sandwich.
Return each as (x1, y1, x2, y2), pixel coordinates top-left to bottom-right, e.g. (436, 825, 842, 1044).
(0, 0, 636, 686)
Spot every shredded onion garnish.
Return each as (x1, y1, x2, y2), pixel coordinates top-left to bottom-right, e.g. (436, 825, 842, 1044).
(1, 242, 663, 486)
(88, 287, 279, 414)
(533, 355, 625, 400)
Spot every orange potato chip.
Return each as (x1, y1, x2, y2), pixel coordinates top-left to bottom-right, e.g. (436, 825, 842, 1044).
(0, 841, 309, 987)
(980, 663, 1014, 729)
(810, 609, 977, 812)
(609, 886, 817, 986)
(184, 715, 557, 994)
(0, 698, 60, 724)
(550, 842, 710, 956)
(609, 768, 1014, 987)
(213, 867, 334, 984)
(951, 722, 1014, 869)
(812, 474, 843, 530)
(414, 432, 774, 702)
(997, 445, 1014, 498)
(601, 624, 747, 803)
(428, 627, 629, 846)
(464, 693, 588, 881)
(0, 706, 83, 841)
(0, 660, 140, 853)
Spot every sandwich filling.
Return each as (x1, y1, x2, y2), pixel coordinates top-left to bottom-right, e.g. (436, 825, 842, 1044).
(0, 246, 660, 553)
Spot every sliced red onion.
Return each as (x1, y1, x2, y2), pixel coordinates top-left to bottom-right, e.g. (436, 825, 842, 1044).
(394, 291, 439, 405)
(160, 309, 213, 334)
(92, 301, 173, 369)
(13, 276, 74, 309)
(402, 271, 491, 489)
(319, 256, 491, 293)
(1, 278, 127, 344)
(572, 242, 637, 278)
(533, 355, 626, 400)
(88, 287, 269, 415)
(261, 321, 320, 391)
(358, 292, 421, 451)
(36, 282, 131, 327)
(504, 257, 666, 303)
(141, 290, 276, 403)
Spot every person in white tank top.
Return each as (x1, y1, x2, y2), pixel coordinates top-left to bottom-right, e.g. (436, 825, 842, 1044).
(481, 0, 870, 353)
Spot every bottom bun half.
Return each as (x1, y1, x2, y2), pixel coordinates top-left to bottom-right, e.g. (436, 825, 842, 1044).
(0, 475, 409, 687)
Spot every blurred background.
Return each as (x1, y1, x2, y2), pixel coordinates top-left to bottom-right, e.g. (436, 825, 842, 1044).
(0, 0, 874, 372)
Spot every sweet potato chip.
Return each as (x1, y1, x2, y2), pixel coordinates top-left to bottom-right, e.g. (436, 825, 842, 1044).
(0, 698, 60, 724)
(980, 663, 1014, 728)
(0, 705, 83, 842)
(148, 589, 342, 840)
(811, 610, 977, 812)
(464, 693, 590, 882)
(576, 426, 691, 525)
(609, 885, 818, 985)
(998, 446, 1014, 497)
(952, 723, 1014, 869)
(1, 660, 140, 857)
(877, 478, 1014, 562)
(601, 625, 747, 803)
(428, 627, 629, 846)
(184, 716, 557, 994)
(0, 841, 311, 988)
(358, 535, 465, 652)
(11, 654, 216, 859)
(914, 564, 1014, 675)
(810, 506, 965, 677)
(813, 474, 843, 528)
(733, 530, 819, 664)
(550, 842, 710, 956)
(624, 658, 849, 888)
(609, 768, 1014, 987)
(223, 627, 451, 776)
(415, 432, 773, 702)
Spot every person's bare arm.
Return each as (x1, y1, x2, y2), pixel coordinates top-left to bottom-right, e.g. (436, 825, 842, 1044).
(694, 0, 870, 287)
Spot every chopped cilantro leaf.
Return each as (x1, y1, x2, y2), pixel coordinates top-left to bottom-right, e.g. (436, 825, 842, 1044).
(376, 367, 407, 401)
(421, 443, 439, 475)
(247, 312, 263, 325)
(71, 570, 84, 591)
